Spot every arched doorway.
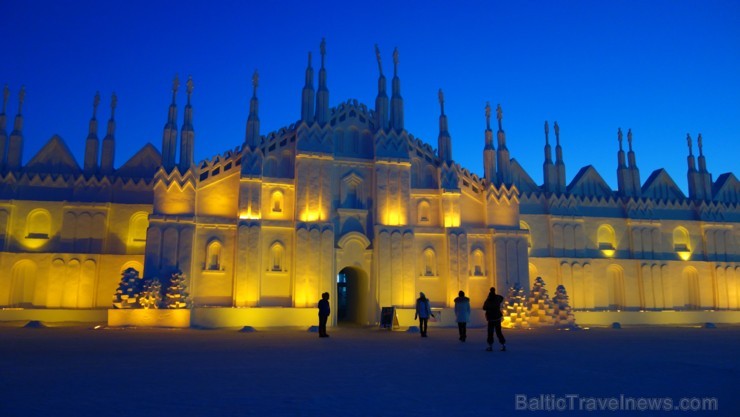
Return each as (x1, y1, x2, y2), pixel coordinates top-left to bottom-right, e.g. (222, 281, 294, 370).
(337, 267, 369, 325)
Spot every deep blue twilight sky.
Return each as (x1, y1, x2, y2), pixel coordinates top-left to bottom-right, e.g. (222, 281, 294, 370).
(1, 0, 738, 193)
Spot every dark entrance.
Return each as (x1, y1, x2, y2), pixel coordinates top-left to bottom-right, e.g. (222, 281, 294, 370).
(336, 267, 368, 325)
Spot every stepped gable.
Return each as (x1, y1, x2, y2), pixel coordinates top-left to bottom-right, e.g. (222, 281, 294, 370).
(24, 135, 81, 175)
(115, 143, 162, 179)
(510, 158, 539, 193)
(641, 169, 686, 202)
(567, 165, 612, 198)
(713, 173, 740, 204)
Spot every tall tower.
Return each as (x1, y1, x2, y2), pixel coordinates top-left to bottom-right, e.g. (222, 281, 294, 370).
(686, 133, 701, 200)
(374, 45, 389, 132)
(553, 121, 566, 193)
(616, 127, 633, 197)
(179, 76, 195, 172)
(437, 89, 452, 163)
(0, 85, 9, 170)
(100, 93, 116, 175)
(696, 134, 713, 200)
(482, 102, 496, 185)
(161, 75, 179, 171)
(83, 92, 101, 175)
(543, 121, 557, 193)
(6, 86, 25, 171)
(389, 48, 404, 132)
(300, 52, 315, 124)
(315, 38, 329, 126)
(495, 104, 511, 185)
(627, 129, 641, 197)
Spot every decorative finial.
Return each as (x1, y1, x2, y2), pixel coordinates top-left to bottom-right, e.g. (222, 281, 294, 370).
(618, 128, 623, 146)
(374, 44, 383, 74)
(93, 91, 101, 118)
(320, 38, 326, 56)
(438, 89, 444, 105)
(697, 133, 703, 155)
(485, 102, 491, 129)
(186, 75, 194, 96)
(110, 92, 117, 115)
(627, 128, 633, 150)
(393, 47, 399, 66)
(686, 133, 692, 153)
(544, 121, 549, 140)
(2, 84, 8, 113)
(252, 70, 259, 90)
(172, 74, 180, 93)
(554, 121, 560, 139)
(496, 104, 503, 122)
(18, 85, 26, 113)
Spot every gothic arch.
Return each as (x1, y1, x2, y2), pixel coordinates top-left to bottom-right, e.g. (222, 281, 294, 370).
(26, 208, 52, 239)
(422, 247, 437, 276)
(597, 224, 616, 250)
(417, 200, 431, 224)
(269, 241, 285, 272)
(270, 189, 284, 213)
(206, 239, 223, 271)
(128, 211, 149, 249)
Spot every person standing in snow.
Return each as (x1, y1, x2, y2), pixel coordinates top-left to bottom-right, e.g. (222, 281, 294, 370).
(414, 292, 434, 337)
(454, 290, 471, 342)
(482, 287, 506, 351)
(317, 292, 330, 338)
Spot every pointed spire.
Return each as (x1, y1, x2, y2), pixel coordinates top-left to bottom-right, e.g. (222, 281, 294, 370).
(0, 85, 9, 169)
(245, 70, 261, 148)
(83, 92, 101, 174)
(697, 133, 708, 172)
(686, 133, 696, 170)
(162, 75, 179, 170)
(483, 102, 496, 184)
(495, 103, 511, 185)
(179, 76, 195, 172)
(437, 89, 452, 163)
(617, 128, 626, 166)
(627, 128, 636, 167)
(695, 133, 712, 199)
(616, 127, 633, 197)
(315, 38, 329, 125)
(543, 121, 557, 193)
(374, 44, 389, 131)
(301, 52, 315, 123)
(100, 93, 117, 174)
(626, 128, 641, 196)
(553, 121, 566, 193)
(6, 86, 26, 170)
(390, 47, 404, 131)
(544, 122, 552, 162)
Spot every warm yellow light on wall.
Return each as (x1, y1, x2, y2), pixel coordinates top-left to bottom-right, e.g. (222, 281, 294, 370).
(443, 213, 460, 228)
(300, 210, 322, 222)
(601, 249, 616, 258)
(239, 210, 261, 220)
(677, 250, 691, 261)
(387, 210, 401, 226)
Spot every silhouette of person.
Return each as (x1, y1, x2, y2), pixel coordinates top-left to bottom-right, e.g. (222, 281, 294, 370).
(454, 290, 471, 342)
(482, 287, 506, 351)
(414, 292, 434, 337)
(318, 292, 330, 338)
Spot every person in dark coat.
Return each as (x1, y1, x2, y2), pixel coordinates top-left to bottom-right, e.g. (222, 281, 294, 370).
(454, 290, 471, 342)
(414, 292, 434, 337)
(317, 292, 330, 338)
(482, 287, 506, 351)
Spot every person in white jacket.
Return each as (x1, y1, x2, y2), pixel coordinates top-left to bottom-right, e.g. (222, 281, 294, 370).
(414, 292, 434, 337)
(454, 290, 471, 342)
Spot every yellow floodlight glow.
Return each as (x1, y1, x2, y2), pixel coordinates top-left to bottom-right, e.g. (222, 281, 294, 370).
(677, 250, 691, 261)
(601, 249, 616, 258)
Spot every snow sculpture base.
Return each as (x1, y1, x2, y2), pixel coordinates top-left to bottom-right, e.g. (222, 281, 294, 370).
(108, 309, 191, 328)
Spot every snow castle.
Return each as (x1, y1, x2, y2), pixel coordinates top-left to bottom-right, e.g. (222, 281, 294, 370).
(1, 42, 739, 328)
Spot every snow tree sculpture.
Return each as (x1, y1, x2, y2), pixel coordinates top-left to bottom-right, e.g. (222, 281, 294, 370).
(139, 278, 163, 309)
(164, 271, 190, 309)
(528, 277, 554, 326)
(503, 282, 529, 329)
(112, 267, 142, 309)
(552, 284, 578, 329)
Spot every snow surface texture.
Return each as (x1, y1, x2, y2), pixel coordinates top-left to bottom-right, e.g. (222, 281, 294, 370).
(0, 326, 737, 416)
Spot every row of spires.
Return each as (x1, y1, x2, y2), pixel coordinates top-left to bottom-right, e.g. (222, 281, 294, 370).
(0, 85, 26, 171)
(83, 92, 118, 175)
(161, 75, 195, 172)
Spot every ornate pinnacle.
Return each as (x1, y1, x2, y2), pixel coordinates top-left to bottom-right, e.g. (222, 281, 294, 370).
(374, 44, 383, 74)
(485, 102, 491, 130)
(686, 133, 692, 154)
(618, 128, 623, 148)
(320, 38, 326, 56)
(18, 85, 26, 112)
(252, 70, 259, 90)
(110, 92, 117, 115)
(2, 84, 8, 113)
(93, 91, 101, 118)
(697, 133, 703, 155)
(554, 121, 560, 142)
(393, 47, 399, 67)
(627, 128, 633, 150)
(186, 75, 194, 96)
(544, 121, 549, 141)
(496, 104, 503, 122)
(172, 74, 180, 93)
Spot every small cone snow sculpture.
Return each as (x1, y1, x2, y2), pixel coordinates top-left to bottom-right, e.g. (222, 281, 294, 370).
(113, 267, 142, 309)
(503, 282, 529, 329)
(164, 270, 190, 309)
(139, 278, 163, 309)
(552, 285, 578, 329)
(528, 277, 554, 326)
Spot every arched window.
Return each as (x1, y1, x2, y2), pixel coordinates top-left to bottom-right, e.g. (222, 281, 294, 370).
(673, 226, 691, 260)
(206, 240, 222, 271)
(607, 265, 625, 310)
(418, 200, 431, 223)
(472, 249, 484, 276)
(127, 212, 149, 247)
(423, 248, 437, 276)
(270, 242, 285, 272)
(26, 209, 52, 239)
(597, 224, 616, 250)
(271, 190, 284, 213)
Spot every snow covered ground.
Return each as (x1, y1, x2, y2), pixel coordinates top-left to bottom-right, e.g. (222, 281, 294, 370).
(0, 324, 737, 416)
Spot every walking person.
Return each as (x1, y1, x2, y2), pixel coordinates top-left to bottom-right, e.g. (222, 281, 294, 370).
(454, 290, 471, 342)
(414, 292, 434, 337)
(482, 287, 506, 351)
(318, 292, 330, 338)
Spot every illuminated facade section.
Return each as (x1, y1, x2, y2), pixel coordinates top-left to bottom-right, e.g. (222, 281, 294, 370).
(0, 44, 738, 327)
